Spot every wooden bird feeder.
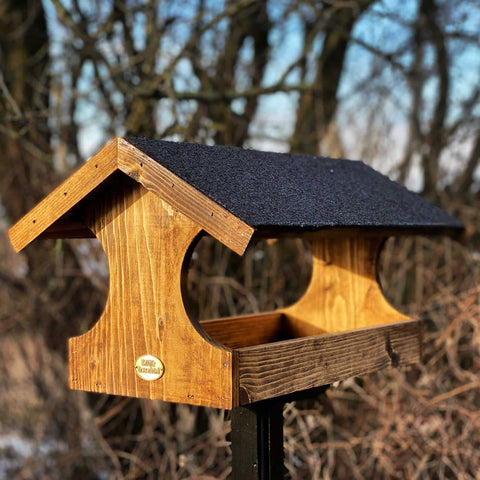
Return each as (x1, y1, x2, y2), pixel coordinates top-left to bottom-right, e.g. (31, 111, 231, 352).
(9, 137, 463, 409)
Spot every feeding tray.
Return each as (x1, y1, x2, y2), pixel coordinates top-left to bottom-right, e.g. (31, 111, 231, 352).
(8, 137, 463, 408)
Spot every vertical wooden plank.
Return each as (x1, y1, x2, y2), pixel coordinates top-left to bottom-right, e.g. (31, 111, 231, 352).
(282, 236, 409, 336)
(68, 175, 234, 408)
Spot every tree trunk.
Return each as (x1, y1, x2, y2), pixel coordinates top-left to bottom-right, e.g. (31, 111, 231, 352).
(0, 0, 104, 351)
(192, 0, 271, 146)
(292, 2, 372, 155)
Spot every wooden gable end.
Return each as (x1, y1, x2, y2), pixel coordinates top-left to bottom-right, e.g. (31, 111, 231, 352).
(8, 137, 253, 255)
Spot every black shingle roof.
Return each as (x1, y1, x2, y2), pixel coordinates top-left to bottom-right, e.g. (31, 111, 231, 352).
(126, 137, 463, 234)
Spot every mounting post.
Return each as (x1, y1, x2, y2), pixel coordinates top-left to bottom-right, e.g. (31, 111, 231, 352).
(231, 386, 329, 480)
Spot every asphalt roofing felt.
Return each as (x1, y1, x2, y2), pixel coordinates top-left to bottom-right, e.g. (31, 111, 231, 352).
(125, 137, 463, 234)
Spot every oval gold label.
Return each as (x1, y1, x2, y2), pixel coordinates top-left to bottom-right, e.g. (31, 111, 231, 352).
(135, 355, 164, 381)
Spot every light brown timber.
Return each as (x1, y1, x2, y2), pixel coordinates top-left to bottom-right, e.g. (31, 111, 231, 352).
(68, 176, 235, 409)
(118, 138, 253, 255)
(8, 137, 253, 256)
(8, 139, 119, 252)
(201, 312, 287, 349)
(280, 236, 409, 336)
(199, 235, 419, 406)
(40, 220, 95, 239)
(8, 137, 423, 409)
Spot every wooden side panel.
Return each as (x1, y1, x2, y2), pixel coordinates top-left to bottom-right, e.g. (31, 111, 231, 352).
(8, 138, 118, 252)
(68, 178, 233, 408)
(236, 320, 421, 405)
(201, 313, 286, 349)
(282, 237, 409, 336)
(117, 138, 254, 256)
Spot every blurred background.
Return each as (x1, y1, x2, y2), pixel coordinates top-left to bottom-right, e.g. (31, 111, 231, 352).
(0, 0, 479, 478)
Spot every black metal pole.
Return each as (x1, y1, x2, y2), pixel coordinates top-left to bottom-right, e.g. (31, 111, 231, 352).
(231, 397, 285, 480)
(230, 386, 329, 480)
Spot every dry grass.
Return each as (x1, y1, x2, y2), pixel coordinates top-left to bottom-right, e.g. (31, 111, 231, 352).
(1, 199, 479, 478)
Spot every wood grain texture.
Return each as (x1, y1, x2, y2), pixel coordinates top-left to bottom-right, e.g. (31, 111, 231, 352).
(117, 138, 253, 255)
(201, 313, 287, 349)
(236, 320, 422, 404)
(281, 236, 409, 336)
(8, 137, 253, 256)
(8, 138, 119, 252)
(199, 236, 418, 407)
(9, 137, 423, 408)
(68, 176, 234, 408)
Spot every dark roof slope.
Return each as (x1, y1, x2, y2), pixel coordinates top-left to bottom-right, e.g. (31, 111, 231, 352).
(126, 137, 463, 234)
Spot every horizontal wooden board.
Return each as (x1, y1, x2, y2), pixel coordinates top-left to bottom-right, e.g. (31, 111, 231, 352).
(39, 220, 95, 239)
(201, 313, 287, 349)
(235, 320, 422, 405)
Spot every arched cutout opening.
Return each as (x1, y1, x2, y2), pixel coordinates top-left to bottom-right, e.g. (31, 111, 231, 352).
(185, 234, 411, 349)
(184, 236, 313, 322)
(378, 235, 467, 318)
(68, 237, 109, 332)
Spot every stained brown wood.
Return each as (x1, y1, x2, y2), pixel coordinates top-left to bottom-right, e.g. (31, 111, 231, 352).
(201, 313, 287, 349)
(118, 138, 253, 255)
(8, 139, 119, 252)
(68, 176, 235, 408)
(8, 137, 253, 256)
(9, 138, 425, 409)
(197, 235, 419, 407)
(235, 320, 422, 404)
(281, 236, 409, 336)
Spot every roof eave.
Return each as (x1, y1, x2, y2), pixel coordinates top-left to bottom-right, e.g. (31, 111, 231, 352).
(8, 137, 120, 253)
(8, 137, 254, 256)
(251, 224, 464, 240)
(117, 138, 253, 255)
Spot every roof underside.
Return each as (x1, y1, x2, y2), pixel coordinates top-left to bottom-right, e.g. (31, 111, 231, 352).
(125, 137, 463, 234)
